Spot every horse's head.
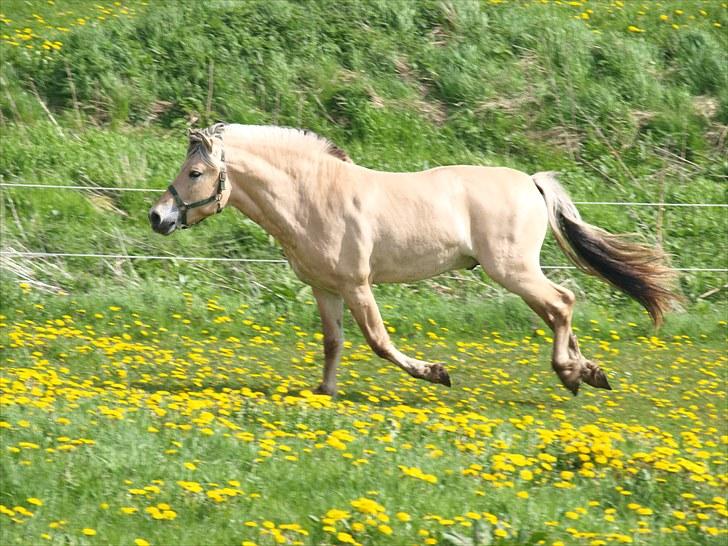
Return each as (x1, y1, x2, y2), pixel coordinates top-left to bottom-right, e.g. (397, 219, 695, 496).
(149, 123, 231, 235)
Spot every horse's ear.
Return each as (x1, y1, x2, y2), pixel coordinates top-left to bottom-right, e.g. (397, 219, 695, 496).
(188, 128, 214, 152)
(201, 134, 213, 152)
(211, 122, 226, 139)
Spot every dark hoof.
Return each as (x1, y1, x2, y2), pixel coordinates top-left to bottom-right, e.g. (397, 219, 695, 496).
(554, 365, 581, 396)
(556, 374, 581, 396)
(427, 363, 451, 387)
(583, 363, 612, 390)
(313, 384, 337, 397)
(566, 381, 580, 396)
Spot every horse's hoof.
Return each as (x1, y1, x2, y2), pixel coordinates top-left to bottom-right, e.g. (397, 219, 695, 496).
(582, 362, 612, 390)
(426, 363, 451, 387)
(313, 384, 337, 397)
(554, 364, 581, 395)
(583, 369, 612, 390)
(557, 375, 581, 396)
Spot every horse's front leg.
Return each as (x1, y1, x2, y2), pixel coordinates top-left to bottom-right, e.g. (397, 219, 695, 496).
(312, 288, 344, 396)
(341, 284, 451, 387)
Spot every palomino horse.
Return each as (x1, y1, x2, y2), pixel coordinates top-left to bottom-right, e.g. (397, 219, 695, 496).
(149, 123, 678, 395)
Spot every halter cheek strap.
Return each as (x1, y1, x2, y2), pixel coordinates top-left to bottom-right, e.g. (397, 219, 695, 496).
(167, 147, 227, 228)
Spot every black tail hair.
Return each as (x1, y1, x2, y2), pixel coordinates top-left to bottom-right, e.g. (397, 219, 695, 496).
(533, 172, 681, 326)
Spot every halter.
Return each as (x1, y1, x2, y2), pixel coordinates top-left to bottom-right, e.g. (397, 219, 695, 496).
(167, 146, 227, 229)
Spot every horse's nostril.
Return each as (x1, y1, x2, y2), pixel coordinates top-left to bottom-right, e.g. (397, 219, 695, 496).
(149, 210, 161, 228)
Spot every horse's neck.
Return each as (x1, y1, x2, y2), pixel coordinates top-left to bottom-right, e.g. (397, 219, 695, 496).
(226, 145, 327, 247)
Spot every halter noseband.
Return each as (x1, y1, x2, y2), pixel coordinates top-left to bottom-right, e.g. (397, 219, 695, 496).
(167, 146, 227, 229)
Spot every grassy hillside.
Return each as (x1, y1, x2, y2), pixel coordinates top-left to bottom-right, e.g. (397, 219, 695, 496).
(1, 0, 726, 323)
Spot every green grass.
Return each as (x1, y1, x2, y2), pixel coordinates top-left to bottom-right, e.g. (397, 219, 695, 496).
(1, 283, 726, 545)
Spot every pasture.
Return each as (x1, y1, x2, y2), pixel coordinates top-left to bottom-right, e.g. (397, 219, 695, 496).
(1, 0, 727, 545)
(1, 285, 726, 545)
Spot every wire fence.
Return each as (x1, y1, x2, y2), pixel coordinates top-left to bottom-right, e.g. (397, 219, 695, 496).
(0, 250, 726, 273)
(0, 251, 288, 264)
(1, 181, 727, 273)
(2, 182, 728, 208)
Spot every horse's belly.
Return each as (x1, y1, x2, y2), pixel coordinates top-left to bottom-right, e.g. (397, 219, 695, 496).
(369, 203, 475, 283)
(371, 249, 477, 283)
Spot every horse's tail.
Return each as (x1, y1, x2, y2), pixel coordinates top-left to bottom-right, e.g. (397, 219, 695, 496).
(532, 171, 680, 327)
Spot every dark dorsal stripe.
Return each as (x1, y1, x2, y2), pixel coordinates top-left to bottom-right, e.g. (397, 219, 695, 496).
(301, 128, 351, 162)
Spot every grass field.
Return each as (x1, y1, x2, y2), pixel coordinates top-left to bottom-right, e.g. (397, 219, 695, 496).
(1, 284, 726, 545)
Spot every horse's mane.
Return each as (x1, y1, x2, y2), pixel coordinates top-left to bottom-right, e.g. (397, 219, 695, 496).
(187, 123, 351, 163)
(187, 123, 225, 167)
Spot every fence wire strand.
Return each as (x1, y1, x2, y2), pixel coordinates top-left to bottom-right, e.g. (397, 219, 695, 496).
(2, 182, 727, 207)
(1, 251, 725, 272)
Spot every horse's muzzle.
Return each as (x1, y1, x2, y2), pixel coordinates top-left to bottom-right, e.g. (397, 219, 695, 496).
(149, 208, 177, 235)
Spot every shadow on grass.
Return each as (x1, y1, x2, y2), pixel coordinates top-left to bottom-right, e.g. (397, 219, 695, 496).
(129, 379, 274, 397)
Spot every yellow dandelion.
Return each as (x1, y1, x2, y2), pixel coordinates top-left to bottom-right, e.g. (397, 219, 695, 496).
(336, 532, 356, 544)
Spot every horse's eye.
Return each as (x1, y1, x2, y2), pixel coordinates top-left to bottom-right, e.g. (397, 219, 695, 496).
(190, 170, 202, 179)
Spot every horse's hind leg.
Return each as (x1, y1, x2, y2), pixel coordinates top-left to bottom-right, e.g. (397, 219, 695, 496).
(484, 265, 610, 394)
(341, 283, 451, 387)
(522, 289, 581, 362)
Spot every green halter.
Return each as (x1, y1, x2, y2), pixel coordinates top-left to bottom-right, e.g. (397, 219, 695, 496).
(167, 147, 227, 228)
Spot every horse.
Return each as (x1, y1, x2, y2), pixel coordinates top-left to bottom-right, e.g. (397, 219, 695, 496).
(149, 123, 679, 396)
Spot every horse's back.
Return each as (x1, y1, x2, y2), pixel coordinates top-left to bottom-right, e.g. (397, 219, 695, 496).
(429, 165, 538, 202)
(369, 164, 545, 233)
(362, 164, 539, 204)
